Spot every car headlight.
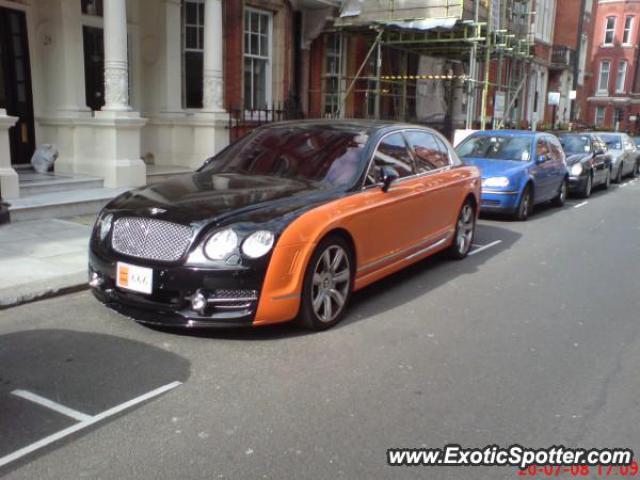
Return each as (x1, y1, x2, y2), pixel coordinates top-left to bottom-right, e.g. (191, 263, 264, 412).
(97, 213, 113, 241)
(482, 177, 510, 188)
(204, 228, 238, 260)
(570, 163, 583, 176)
(241, 230, 275, 259)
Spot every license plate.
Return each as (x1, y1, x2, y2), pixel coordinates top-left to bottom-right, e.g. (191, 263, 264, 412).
(116, 262, 153, 294)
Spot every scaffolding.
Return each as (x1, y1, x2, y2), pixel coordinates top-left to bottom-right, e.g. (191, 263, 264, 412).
(317, 0, 535, 135)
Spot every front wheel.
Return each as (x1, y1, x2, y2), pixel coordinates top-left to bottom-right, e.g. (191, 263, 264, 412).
(298, 236, 353, 331)
(602, 168, 611, 190)
(580, 173, 593, 198)
(551, 179, 568, 207)
(514, 185, 533, 221)
(448, 201, 476, 260)
(614, 164, 624, 184)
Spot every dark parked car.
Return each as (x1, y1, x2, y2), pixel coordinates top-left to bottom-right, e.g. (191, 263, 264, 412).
(593, 132, 640, 183)
(89, 120, 481, 330)
(558, 133, 613, 197)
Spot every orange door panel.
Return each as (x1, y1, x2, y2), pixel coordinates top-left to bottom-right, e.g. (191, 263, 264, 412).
(346, 177, 427, 277)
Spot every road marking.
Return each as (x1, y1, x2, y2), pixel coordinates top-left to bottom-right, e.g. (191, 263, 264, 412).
(574, 201, 589, 209)
(11, 390, 92, 422)
(0, 381, 182, 469)
(469, 240, 503, 256)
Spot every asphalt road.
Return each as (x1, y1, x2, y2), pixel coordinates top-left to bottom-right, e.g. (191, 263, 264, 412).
(1, 178, 639, 480)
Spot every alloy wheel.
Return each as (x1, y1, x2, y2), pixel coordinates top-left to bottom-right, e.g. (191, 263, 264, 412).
(583, 175, 592, 198)
(311, 245, 351, 323)
(456, 204, 475, 255)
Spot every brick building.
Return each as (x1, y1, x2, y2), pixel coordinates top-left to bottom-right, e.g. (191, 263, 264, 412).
(587, 0, 640, 131)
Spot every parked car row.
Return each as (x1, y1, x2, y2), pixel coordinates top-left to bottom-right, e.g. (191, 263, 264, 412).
(455, 130, 640, 220)
(87, 121, 638, 332)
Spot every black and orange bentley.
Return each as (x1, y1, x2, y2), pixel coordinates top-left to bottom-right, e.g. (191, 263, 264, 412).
(89, 121, 481, 330)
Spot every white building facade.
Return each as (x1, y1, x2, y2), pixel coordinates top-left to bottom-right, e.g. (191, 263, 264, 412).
(0, 0, 228, 199)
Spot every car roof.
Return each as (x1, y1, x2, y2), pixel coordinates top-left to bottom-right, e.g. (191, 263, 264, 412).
(468, 130, 538, 137)
(256, 119, 438, 136)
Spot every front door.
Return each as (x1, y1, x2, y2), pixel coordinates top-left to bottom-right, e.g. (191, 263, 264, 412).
(0, 7, 35, 165)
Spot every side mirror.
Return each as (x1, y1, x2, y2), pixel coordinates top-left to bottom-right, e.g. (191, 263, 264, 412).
(378, 166, 400, 192)
(536, 155, 548, 164)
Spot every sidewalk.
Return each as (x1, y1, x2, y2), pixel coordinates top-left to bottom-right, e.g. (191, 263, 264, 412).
(0, 217, 93, 308)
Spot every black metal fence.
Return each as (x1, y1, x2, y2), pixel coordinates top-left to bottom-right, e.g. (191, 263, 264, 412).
(228, 98, 304, 141)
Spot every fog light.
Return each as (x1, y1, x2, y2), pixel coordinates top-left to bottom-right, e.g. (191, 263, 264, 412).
(190, 290, 207, 314)
(89, 272, 103, 288)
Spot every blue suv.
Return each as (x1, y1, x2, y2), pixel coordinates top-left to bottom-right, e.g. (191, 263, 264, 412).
(456, 131, 569, 220)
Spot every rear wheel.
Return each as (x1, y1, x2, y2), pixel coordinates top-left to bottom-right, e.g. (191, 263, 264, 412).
(448, 201, 476, 260)
(514, 185, 533, 221)
(551, 179, 568, 207)
(632, 161, 640, 178)
(298, 236, 353, 331)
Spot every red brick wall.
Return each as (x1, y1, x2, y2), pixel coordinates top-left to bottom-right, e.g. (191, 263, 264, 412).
(224, 0, 243, 110)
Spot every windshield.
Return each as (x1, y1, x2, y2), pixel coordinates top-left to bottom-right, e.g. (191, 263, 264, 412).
(456, 135, 533, 162)
(599, 134, 622, 150)
(202, 126, 369, 188)
(560, 135, 591, 154)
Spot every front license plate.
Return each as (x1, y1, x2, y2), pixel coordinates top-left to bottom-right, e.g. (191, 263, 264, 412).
(116, 262, 153, 294)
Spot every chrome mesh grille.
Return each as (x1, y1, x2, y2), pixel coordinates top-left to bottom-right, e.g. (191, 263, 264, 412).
(111, 217, 193, 261)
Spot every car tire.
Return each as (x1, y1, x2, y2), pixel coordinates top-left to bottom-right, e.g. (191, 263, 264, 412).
(632, 161, 640, 178)
(514, 185, 533, 221)
(580, 173, 593, 198)
(551, 179, 568, 207)
(614, 164, 624, 184)
(448, 200, 476, 260)
(298, 235, 354, 331)
(602, 168, 611, 190)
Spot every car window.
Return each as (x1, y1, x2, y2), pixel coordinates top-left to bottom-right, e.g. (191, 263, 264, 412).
(405, 131, 450, 173)
(560, 135, 591, 154)
(535, 138, 550, 160)
(546, 137, 564, 163)
(365, 133, 414, 185)
(599, 134, 622, 150)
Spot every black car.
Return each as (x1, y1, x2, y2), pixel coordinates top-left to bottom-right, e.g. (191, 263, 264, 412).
(558, 133, 613, 198)
(88, 120, 481, 330)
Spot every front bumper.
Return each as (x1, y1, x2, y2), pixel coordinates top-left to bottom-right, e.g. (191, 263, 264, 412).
(479, 190, 520, 214)
(89, 250, 263, 328)
(568, 175, 588, 193)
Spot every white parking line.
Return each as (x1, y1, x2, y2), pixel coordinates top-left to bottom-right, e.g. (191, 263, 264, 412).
(11, 390, 92, 422)
(469, 240, 503, 256)
(574, 201, 589, 209)
(0, 381, 182, 469)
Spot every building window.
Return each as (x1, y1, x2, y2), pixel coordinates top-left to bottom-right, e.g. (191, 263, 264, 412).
(81, 0, 103, 16)
(598, 61, 611, 93)
(616, 60, 628, 93)
(182, 0, 204, 108)
(534, 0, 555, 43)
(595, 106, 606, 126)
(82, 26, 104, 110)
(604, 17, 616, 45)
(243, 8, 271, 110)
(323, 33, 344, 117)
(623, 16, 634, 45)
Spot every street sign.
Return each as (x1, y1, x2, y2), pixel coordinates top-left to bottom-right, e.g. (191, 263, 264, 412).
(548, 92, 561, 106)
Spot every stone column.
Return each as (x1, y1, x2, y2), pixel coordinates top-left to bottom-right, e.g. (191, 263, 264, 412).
(103, 0, 131, 111)
(202, 0, 224, 112)
(0, 110, 19, 199)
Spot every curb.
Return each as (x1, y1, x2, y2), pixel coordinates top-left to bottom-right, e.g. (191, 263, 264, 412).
(0, 272, 89, 310)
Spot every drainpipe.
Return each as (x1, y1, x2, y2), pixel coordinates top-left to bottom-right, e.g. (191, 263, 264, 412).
(571, 0, 587, 122)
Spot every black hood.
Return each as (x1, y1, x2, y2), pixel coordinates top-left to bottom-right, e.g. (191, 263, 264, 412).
(105, 172, 344, 229)
(565, 153, 591, 166)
